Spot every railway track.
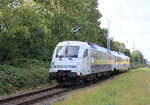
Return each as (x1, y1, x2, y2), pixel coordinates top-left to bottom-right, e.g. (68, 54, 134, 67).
(0, 85, 72, 105)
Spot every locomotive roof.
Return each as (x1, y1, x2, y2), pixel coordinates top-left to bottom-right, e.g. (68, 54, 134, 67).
(57, 41, 87, 46)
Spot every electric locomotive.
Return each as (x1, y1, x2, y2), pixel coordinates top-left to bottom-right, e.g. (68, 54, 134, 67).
(49, 41, 130, 84)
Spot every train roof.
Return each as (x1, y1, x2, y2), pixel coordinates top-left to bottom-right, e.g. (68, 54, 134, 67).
(111, 51, 129, 59)
(90, 43, 111, 54)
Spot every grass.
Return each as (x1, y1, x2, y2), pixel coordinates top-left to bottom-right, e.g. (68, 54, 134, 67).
(53, 68, 150, 105)
(0, 58, 50, 96)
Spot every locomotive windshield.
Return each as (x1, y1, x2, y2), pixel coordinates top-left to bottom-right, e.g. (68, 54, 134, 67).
(56, 46, 79, 58)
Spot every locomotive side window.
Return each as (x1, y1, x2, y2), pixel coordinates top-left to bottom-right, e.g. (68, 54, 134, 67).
(83, 49, 88, 58)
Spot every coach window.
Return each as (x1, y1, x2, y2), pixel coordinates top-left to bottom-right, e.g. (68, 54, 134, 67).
(83, 49, 88, 58)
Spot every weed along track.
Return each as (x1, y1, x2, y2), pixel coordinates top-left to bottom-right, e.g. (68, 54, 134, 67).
(0, 85, 72, 105)
(0, 71, 128, 105)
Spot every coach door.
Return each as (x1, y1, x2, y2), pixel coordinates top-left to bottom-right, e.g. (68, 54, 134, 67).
(83, 49, 90, 74)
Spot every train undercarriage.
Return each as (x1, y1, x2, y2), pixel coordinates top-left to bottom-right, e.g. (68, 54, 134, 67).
(49, 69, 127, 85)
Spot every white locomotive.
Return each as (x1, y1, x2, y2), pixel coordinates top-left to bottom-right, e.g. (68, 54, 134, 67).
(49, 41, 130, 84)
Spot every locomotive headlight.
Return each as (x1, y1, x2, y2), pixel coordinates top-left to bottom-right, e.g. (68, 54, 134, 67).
(77, 72, 80, 76)
(51, 62, 55, 68)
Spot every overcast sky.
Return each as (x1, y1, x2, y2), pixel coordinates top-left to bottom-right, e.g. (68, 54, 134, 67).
(98, 0, 150, 61)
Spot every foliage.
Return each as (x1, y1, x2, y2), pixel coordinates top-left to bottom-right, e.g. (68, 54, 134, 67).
(130, 63, 146, 69)
(110, 39, 131, 57)
(4, 58, 49, 68)
(131, 50, 145, 64)
(0, 60, 49, 96)
(0, 0, 107, 62)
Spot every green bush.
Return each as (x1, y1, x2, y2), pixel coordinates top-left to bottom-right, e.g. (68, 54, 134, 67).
(0, 64, 49, 96)
(4, 58, 50, 68)
(130, 63, 146, 69)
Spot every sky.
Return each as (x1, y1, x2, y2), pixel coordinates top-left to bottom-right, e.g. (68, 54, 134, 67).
(98, 0, 150, 61)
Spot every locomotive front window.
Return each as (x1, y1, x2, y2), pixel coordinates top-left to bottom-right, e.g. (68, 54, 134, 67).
(56, 46, 79, 58)
(66, 46, 79, 58)
(56, 46, 65, 58)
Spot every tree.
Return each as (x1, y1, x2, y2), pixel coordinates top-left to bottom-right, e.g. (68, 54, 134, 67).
(0, 0, 108, 62)
(123, 49, 131, 58)
(131, 50, 144, 64)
